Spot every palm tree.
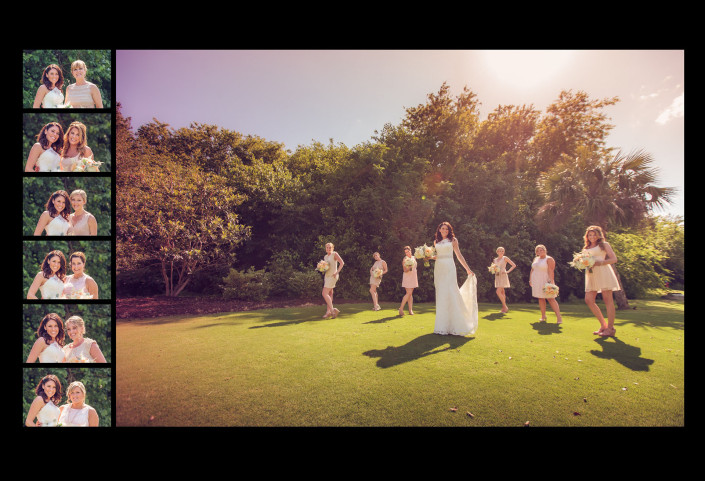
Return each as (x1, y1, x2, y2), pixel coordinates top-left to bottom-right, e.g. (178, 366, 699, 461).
(536, 147, 676, 308)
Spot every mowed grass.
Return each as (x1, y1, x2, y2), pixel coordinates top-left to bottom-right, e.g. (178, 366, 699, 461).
(116, 298, 684, 427)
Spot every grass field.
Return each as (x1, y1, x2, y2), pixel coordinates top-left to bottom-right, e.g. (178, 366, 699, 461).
(116, 298, 684, 427)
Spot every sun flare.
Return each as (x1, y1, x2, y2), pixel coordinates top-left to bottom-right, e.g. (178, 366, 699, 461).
(480, 50, 575, 91)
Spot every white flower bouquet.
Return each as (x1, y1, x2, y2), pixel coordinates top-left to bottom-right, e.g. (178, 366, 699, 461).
(60, 289, 93, 300)
(543, 283, 559, 298)
(403, 257, 415, 271)
(316, 260, 329, 273)
(488, 263, 500, 275)
(373, 267, 383, 278)
(71, 158, 103, 172)
(414, 244, 436, 267)
(569, 251, 596, 273)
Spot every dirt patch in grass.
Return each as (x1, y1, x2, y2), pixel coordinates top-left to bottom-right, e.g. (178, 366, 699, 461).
(116, 296, 363, 319)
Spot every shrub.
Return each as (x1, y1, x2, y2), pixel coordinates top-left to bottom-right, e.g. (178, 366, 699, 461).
(287, 270, 323, 298)
(221, 267, 271, 302)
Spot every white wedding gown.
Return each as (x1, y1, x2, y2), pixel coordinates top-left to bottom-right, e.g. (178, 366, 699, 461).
(433, 238, 478, 336)
(36, 401, 60, 426)
(41, 87, 64, 108)
(38, 341, 65, 363)
(44, 216, 69, 236)
(35, 148, 61, 172)
(39, 275, 65, 299)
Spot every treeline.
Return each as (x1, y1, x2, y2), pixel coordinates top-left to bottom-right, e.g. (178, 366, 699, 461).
(116, 84, 682, 305)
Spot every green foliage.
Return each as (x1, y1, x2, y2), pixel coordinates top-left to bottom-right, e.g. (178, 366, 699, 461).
(22, 49, 112, 108)
(221, 267, 270, 301)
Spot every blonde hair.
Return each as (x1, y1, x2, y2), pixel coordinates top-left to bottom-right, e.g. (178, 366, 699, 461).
(535, 244, 547, 255)
(65, 315, 86, 335)
(71, 60, 87, 73)
(325, 242, 334, 250)
(496, 246, 505, 254)
(70, 189, 87, 204)
(66, 381, 87, 401)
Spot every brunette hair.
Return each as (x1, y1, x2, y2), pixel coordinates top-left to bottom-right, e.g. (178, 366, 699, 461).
(41, 64, 64, 91)
(583, 225, 606, 251)
(37, 313, 65, 347)
(35, 374, 62, 405)
(46, 190, 70, 221)
(435, 221, 455, 243)
(61, 121, 88, 158)
(41, 250, 67, 281)
(36, 122, 65, 152)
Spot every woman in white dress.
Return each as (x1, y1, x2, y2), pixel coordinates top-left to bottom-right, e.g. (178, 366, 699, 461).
(492, 247, 516, 313)
(583, 226, 620, 337)
(27, 250, 67, 299)
(63, 251, 99, 299)
(64, 60, 103, 108)
(25, 122, 65, 172)
(32, 64, 65, 108)
(529, 244, 563, 324)
(25, 374, 63, 427)
(33, 190, 71, 236)
(58, 381, 99, 427)
(59, 122, 96, 172)
(67, 189, 97, 235)
(63, 315, 107, 363)
(432, 222, 478, 336)
(26, 313, 66, 363)
(322, 242, 344, 319)
(368, 252, 388, 311)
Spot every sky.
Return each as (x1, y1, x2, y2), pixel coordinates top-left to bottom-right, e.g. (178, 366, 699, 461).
(117, 50, 684, 218)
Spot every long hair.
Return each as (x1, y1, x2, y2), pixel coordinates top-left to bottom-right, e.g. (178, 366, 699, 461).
(46, 190, 70, 221)
(583, 225, 606, 251)
(61, 121, 88, 158)
(35, 374, 62, 405)
(41, 64, 64, 91)
(434, 221, 455, 243)
(37, 313, 65, 347)
(41, 250, 67, 281)
(36, 122, 65, 152)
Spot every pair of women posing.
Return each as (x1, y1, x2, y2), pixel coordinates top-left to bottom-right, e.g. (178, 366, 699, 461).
(32, 61, 103, 109)
(25, 375, 99, 427)
(25, 121, 99, 172)
(34, 189, 97, 236)
(26, 313, 106, 363)
(27, 250, 99, 300)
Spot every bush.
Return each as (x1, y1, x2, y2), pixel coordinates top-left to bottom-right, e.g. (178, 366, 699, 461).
(287, 270, 323, 298)
(221, 267, 270, 301)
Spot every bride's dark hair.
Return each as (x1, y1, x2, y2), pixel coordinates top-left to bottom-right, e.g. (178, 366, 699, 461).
(37, 313, 65, 347)
(46, 191, 71, 221)
(41, 250, 67, 281)
(36, 122, 65, 152)
(35, 374, 63, 405)
(435, 221, 455, 243)
(41, 64, 65, 92)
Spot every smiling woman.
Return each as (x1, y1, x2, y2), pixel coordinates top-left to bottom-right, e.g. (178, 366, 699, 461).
(480, 50, 575, 91)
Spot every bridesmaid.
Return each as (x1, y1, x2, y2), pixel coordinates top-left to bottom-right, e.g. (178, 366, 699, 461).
(63, 252, 99, 299)
(369, 252, 388, 311)
(399, 246, 418, 316)
(58, 381, 99, 426)
(25, 122, 65, 172)
(492, 247, 516, 313)
(583, 226, 620, 337)
(322, 242, 344, 319)
(26, 313, 66, 363)
(63, 315, 107, 363)
(67, 189, 97, 236)
(25, 375, 63, 427)
(32, 64, 65, 108)
(529, 244, 563, 324)
(60, 122, 96, 172)
(33, 190, 71, 236)
(64, 60, 103, 108)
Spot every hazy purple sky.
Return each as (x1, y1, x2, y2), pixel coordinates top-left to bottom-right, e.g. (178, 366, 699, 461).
(117, 50, 684, 217)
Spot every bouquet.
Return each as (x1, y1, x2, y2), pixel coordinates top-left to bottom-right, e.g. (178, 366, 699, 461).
(373, 267, 383, 278)
(316, 260, 329, 273)
(488, 263, 500, 275)
(543, 283, 559, 298)
(60, 289, 93, 300)
(569, 251, 595, 273)
(414, 244, 436, 267)
(71, 158, 103, 172)
(69, 354, 92, 363)
(403, 257, 415, 271)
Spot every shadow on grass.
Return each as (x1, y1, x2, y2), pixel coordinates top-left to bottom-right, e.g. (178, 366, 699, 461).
(363, 333, 473, 368)
(365, 315, 403, 325)
(590, 336, 655, 371)
(483, 312, 506, 321)
(530, 321, 563, 335)
(249, 305, 371, 329)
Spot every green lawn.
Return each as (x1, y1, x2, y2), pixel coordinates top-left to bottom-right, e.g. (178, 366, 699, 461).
(116, 298, 684, 427)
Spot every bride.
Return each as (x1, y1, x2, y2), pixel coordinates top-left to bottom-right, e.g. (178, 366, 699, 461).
(58, 381, 99, 426)
(27, 250, 67, 299)
(32, 64, 65, 108)
(26, 313, 66, 363)
(25, 122, 65, 172)
(33, 190, 71, 236)
(432, 222, 478, 336)
(25, 374, 63, 427)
